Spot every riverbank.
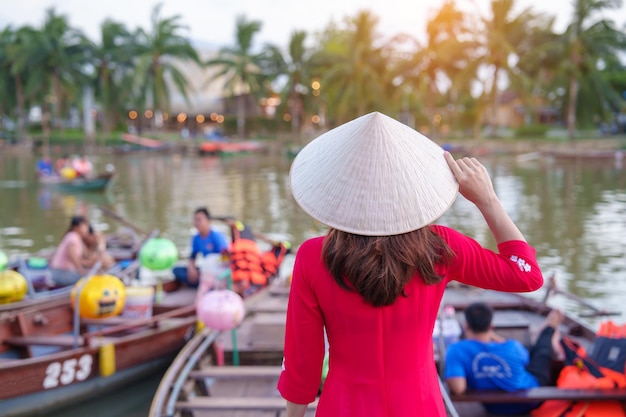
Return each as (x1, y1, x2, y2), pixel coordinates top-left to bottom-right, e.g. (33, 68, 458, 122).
(2, 131, 625, 157)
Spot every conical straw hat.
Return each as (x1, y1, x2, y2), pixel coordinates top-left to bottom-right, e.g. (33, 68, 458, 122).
(290, 112, 459, 236)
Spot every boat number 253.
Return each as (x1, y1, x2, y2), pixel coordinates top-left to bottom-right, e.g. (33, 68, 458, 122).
(43, 355, 93, 389)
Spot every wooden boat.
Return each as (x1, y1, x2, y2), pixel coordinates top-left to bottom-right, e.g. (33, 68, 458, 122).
(39, 171, 115, 192)
(0, 281, 198, 417)
(149, 277, 626, 417)
(198, 140, 265, 156)
(1, 229, 149, 313)
(149, 281, 317, 417)
(115, 134, 174, 154)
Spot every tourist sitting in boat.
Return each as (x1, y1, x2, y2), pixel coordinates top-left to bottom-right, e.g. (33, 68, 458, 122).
(172, 207, 229, 288)
(55, 154, 70, 174)
(49, 216, 110, 286)
(83, 224, 115, 270)
(444, 302, 564, 415)
(36, 155, 54, 178)
(71, 155, 93, 178)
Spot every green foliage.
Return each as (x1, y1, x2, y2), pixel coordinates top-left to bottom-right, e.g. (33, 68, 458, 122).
(515, 124, 550, 138)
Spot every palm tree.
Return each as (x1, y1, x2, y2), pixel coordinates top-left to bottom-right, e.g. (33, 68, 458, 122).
(27, 8, 90, 130)
(559, 0, 626, 137)
(313, 10, 389, 124)
(263, 31, 314, 136)
(134, 3, 200, 128)
(90, 19, 137, 134)
(206, 15, 269, 138)
(478, 0, 539, 135)
(0, 27, 17, 135)
(398, 0, 476, 136)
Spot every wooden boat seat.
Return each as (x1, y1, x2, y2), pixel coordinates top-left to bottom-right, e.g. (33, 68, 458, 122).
(176, 397, 318, 412)
(451, 387, 626, 403)
(4, 334, 84, 347)
(190, 365, 281, 379)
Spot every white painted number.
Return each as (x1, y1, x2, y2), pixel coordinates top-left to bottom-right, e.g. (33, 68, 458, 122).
(43, 355, 93, 389)
(76, 355, 93, 381)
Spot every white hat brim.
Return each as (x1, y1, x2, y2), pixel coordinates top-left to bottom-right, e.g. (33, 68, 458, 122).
(290, 112, 459, 236)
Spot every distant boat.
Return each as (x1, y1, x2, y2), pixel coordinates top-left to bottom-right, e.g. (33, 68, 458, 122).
(39, 172, 115, 192)
(199, 140, 265, 155)
(114, 134, 174, 154)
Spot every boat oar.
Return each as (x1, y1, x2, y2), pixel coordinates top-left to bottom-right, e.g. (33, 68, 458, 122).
(98, 206, 149, 237)
(543, 274, 621, 318)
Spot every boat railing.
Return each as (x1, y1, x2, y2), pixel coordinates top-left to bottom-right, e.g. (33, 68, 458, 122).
(150, 327, 221, 417)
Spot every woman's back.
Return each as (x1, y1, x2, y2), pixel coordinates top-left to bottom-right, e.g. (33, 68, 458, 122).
(50, 231, 83, 271)
(281, 237, 447, 416)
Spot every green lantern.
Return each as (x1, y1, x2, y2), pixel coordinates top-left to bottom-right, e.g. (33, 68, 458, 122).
(320, 350, 330, 392)
(139, 238, 178, 271)
(0, 251, 7, 271)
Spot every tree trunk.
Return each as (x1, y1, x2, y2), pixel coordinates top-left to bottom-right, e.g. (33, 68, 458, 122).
(491, 66, 500, 138)
(83, 85, 96, 151)
(101, 66, 112, 135)
(567, 75, 578, 140)
(52, 71, 63, 131)
(237, 94, 246, 138)
(14, 74, 27, 143)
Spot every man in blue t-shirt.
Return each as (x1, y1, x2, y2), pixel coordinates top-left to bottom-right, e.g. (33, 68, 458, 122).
(445, 302, 563, 415)
(173, 207, 228, 287)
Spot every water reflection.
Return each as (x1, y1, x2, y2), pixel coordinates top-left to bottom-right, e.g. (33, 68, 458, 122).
(0, 150, 625, 325)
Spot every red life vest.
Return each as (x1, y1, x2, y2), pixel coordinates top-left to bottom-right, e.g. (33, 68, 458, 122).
(228, 221, 290, 290)
(532, 327, 626, 417)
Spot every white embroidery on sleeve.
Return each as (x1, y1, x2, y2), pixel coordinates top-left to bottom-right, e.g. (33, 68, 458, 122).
(509, 255, 531, 272)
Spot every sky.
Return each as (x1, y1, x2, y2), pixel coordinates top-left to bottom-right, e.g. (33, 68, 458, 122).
(1, 0, 625, 51)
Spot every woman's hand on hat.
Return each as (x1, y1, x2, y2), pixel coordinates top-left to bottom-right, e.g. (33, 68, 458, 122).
(444, 152, 497, 207)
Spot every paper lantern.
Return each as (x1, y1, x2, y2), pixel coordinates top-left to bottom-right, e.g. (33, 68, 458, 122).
(0, 250, 7, 271)
(71, 274, 126, 319)
(320, 350, 330, 391)
(196, 290, 245, 330)
(0, 270, 28, 304)
(139, 238, 178, 271)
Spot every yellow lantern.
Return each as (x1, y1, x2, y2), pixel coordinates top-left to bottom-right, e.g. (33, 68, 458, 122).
(71, 275, 126, 319)
(0, 270, 28, 304)
(60, 167, 77, 180)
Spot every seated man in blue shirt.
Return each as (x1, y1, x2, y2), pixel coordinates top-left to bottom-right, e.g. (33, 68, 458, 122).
(445, 302, 563, 415)
(173, 207, 229, 287)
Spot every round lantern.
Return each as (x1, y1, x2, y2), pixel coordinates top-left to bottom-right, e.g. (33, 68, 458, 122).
(320, 350, 330, 391)
(196, 290, 245, 330)
(0, 270, 28, 304)
(60, 166, 77, 180)
(139, 238, 178, 271)
(0, 250, 7, 271)
(71, 274, 126, 319)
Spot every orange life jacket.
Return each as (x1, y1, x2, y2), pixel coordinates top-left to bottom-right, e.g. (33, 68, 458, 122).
(531, 332, 626, 417)
(229, 238, 266, 286)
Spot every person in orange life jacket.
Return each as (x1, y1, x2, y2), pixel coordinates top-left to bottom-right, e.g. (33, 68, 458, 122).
(445, 302, 564, 415)
(172, 207, 229, 288)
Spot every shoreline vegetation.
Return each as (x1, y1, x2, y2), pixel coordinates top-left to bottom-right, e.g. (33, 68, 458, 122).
(1, 129, 624, 158)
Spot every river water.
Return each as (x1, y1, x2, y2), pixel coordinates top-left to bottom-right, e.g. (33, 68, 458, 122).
(1, 146, 625, 415)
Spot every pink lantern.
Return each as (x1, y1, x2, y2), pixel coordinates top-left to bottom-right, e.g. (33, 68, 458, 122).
(196, 290, 245, 330)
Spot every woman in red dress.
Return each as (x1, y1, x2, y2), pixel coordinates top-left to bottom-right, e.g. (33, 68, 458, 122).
(278, 112, 544, 417)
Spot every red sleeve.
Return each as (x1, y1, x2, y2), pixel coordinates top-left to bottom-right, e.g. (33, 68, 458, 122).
(432, 225, 544, 292)
(277, 238, 325, 404)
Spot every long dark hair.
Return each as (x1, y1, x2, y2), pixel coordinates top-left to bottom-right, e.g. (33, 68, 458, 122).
(67, 215, 87, 234)
(322, 227, 455, 307)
